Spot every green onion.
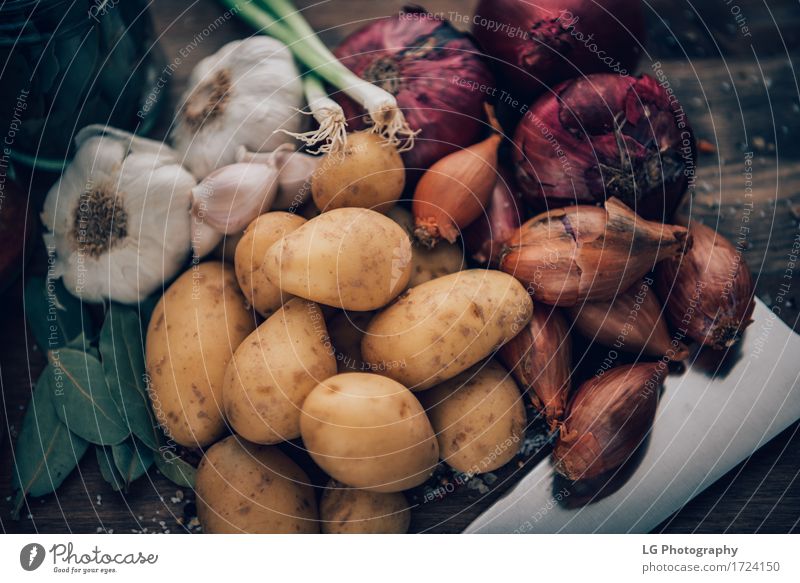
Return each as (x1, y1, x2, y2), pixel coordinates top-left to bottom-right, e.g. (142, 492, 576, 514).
(220, 0, 416, 151)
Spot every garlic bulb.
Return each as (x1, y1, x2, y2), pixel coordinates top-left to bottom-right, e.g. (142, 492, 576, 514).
(41, 127, 195, 304)
(171, 37, 305, 178)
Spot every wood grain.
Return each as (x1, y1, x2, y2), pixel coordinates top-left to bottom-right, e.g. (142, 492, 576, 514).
(1, 0, 799, 534)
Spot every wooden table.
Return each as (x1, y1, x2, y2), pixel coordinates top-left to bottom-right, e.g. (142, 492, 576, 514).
(1, 0, 799, 534)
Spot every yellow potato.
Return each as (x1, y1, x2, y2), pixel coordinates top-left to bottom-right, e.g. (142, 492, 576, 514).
(234, 212, 307, 316)
(320, 480, 410, 534)
(263, 208, 412, 310)
(362, 269, 533, 391)
(327, 310, 373, 373)
(312, 132, 404, 212)
(420, 361, 526, 474)
(146, 262, 255, 447)
(387, 206, 464, 287)
(300, 372, 438, 492)
(223, 298, 337, 444)
(196, 436, 318, 533)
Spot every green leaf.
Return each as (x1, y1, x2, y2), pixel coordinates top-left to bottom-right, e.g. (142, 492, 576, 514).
(50, 349, 129, 446)
(99, 304, 161, 450)
(154, 449, 196, 489)
(95, 446, 124, 492)
(12, 370, 89, 518)
(112, 438, 154, 485)
(24, 276, 93, 353)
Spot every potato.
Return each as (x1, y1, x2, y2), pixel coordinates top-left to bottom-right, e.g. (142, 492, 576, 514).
(300, 372, 438, 492)
(196, 436, 318, 533)
(420, 361, 526, 474)
(362, 269, 533, 391)
(312, 132, 404, 212)
(327, 310, 373, 373)
(263, 208, 412, 310)
(235, 212, 307, 316)
(223, 298, 337, 444)
(320, 480, 410, 534)
(387, 206, 464, 287)
(146, 262, 255, 447)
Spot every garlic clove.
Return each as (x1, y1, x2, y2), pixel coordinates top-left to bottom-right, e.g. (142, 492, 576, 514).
(191, 162, 279, 234)
(235, 145, 318, 210)
(192, 219, 224, 260)
(553, 363, 662, 481)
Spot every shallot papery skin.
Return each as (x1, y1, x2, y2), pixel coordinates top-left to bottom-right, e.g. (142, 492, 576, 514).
(472, 0, 644, 103)
(333, 7, 495, 173)
(513, 74, 695, 222)
(463, 167, 523, 266)
(499, 198, 690, 307)
(655, 221, 755, 350)
(567, 278, 690, 360)
(499, 306, 571, 430)
(553, 363, 661, 481)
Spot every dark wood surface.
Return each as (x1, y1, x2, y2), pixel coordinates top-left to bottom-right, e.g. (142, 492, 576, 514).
(1, 0, 799, 534)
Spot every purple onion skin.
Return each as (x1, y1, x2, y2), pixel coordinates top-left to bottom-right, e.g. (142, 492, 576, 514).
(463, 167, 523, 266)
(333, 8, 495, 174)
(472, 0, 645, 104)
(513, 73, 695, 222)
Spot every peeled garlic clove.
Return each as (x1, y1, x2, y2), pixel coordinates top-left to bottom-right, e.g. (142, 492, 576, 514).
(553, 363, 662, 481)
(655, 221, 755, 349)
(236, 145, 318, 210)
(499, 306, 571, 431)
(191, 163, 278, 234)
(567, 279, 690, 360)
(500, 198, 691, 307)
(192, 219, 224, 260)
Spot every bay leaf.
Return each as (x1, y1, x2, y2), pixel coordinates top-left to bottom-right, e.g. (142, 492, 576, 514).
(112, 438, 154, 485)
(50, 348, 129, 446)
(95, 446, 124, 492)
(154, 449, 196, 489)
(99, 304, 160, 450)
(12, 368, 90, 518)
(24, 276, 93, 353)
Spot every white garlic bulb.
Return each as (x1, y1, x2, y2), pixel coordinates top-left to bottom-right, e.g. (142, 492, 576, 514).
(171, 37, 305, 178)
(41, 126, 196, 304)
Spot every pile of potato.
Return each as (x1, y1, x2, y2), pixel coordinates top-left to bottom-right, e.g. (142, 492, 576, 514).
(145, 146, 533, 534)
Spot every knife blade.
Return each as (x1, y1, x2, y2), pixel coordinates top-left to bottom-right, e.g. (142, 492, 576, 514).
(465, 299, 800, 533)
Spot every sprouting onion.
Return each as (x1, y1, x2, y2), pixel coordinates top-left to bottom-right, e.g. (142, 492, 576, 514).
(221, 0, 417, 151)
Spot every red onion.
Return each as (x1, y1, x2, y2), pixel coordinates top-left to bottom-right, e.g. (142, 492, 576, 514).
(334, 7, 495, 173)
(513, 73, 695, 221)
(462, 166, 523, 265)
(472, 0, 644, 103)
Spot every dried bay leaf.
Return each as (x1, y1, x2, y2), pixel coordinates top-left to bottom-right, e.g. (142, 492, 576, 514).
(99, 304, 160, 450)
(50, 349, 129, 446)
(12, 369, 89, 518)
(112, 438, 154, 485)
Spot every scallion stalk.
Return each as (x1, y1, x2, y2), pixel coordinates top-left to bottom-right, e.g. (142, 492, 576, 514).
(220, 0, 416, 150)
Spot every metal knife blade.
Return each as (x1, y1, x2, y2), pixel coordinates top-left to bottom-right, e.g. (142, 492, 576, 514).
(465, 300, 800, 533)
